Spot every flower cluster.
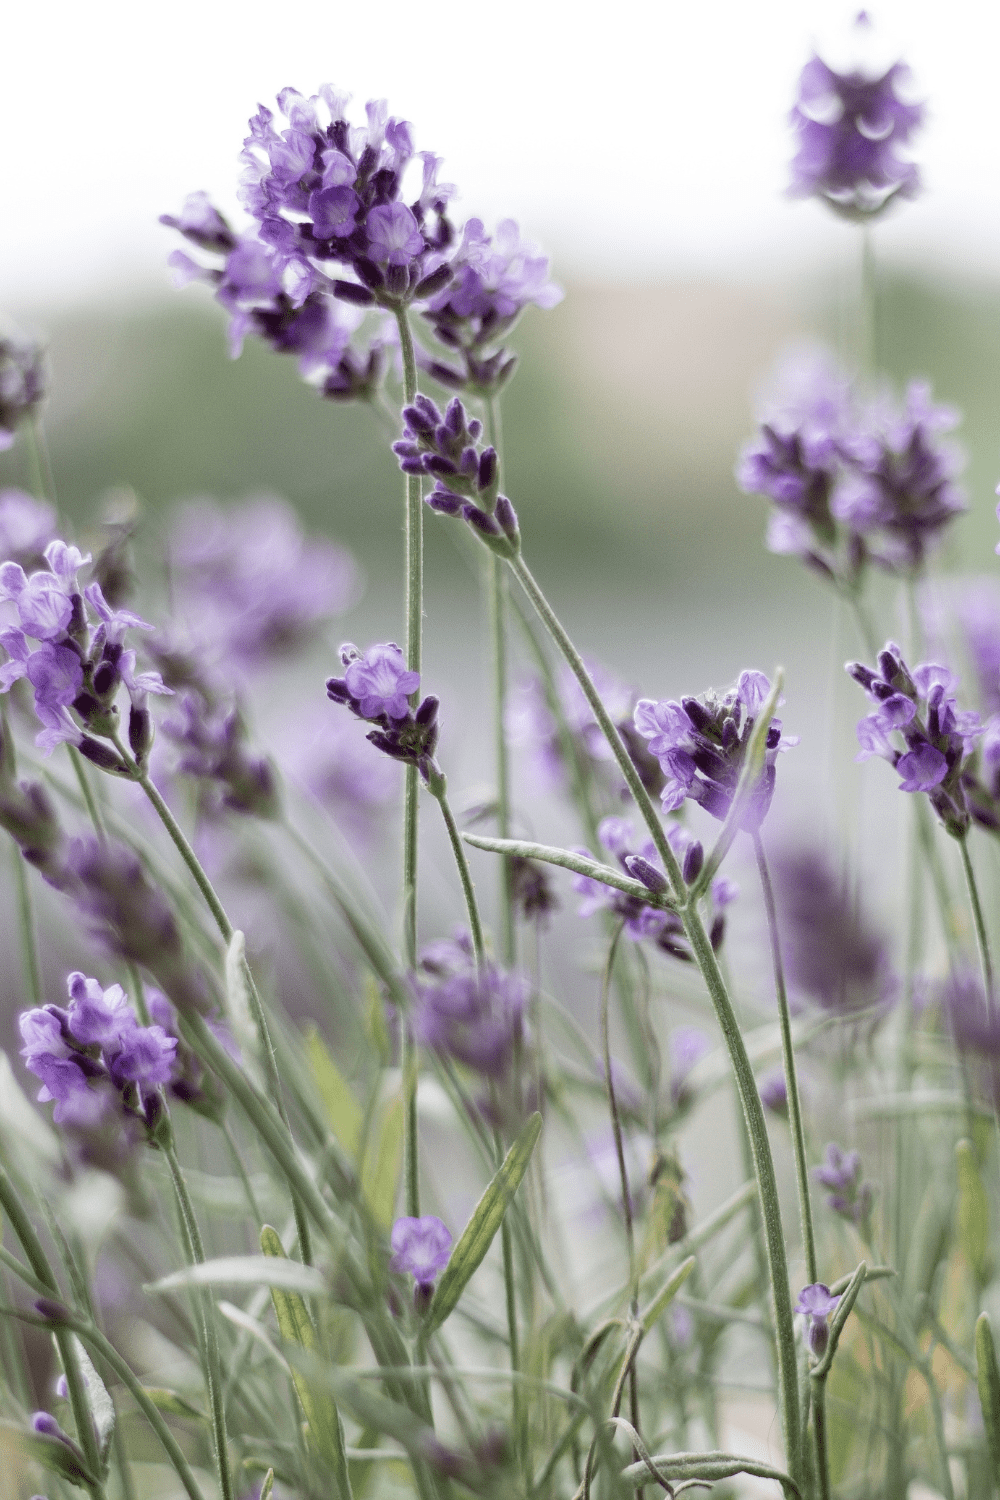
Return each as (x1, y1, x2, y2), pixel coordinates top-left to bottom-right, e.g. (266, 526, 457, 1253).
(795, 1283, 841, 1359)
(160, 692, 280, 819)
(0, 335, 46, 449)
(571, 815, 737, 959)
(848, 643, 982, 836)
(20, 972, 176, 1134)
(770, 844, 895, 1016)
(326, 642, 442, 787)
(165, 497, 358, 671)
(0, 539, 170, 765)
(789, 30, 924, 219)
(411, 932, 527, 1079)
(737, 352, 965, 582)
(814, 1143, 873, 1226)
(633, 671, 795, 826)
(421, 218, 562, 396)
(393, 395, 520, 557)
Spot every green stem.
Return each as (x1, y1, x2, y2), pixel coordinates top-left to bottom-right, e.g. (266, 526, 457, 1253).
(12, 843, 43, 1008)
(753, 832, 818, 1286)
(505, 551, 801, 1483)
(960, 834, 994, 1002)
(69, 746, 107, 840)
(600, 924, 636, 1300)
(432, 785, 486, 967)
(486, 395, 514, 964)
(163, 1143, 234, 1500)
(395, 307, 423, 1226)
(810, 1376, 830, 1500)
(0, 1167, 105, 1497)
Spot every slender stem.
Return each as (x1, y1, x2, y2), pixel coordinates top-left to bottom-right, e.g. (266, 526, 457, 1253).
(69, 746, 107, 840)
(753, 832, 818, 1286)
(600, 923, 635, 1299)
(0, 1167, 105, 1497)
(486, 395, 515, 963)
(12, 844, 43, 1008)
(395, 307, 423, 1226)
(859, 225, 876, 376)
(811, 1376, 830, 1500)
(960, 834, 994, 1003)
(505, 550, 801, 1482)
(433, 786, 486, 968)
(163, 1143, 234, 1500)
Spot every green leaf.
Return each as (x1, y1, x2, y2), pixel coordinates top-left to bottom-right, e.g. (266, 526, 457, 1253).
(260, 1466, 274, 1500)
(261, 1227, 353, 1500)
(72, 1336, 116, 1466)
(462, 835, 676, 910)
(425, 1111, 542, 1337)
(142, 1388, 207, 1423)
(956, 1138, 990, 1284)
(3, 1420, 98, 1489)
(976, 1311, 1000, 1484)
(147, 1255, 326, 1296)
(619, 1448, 799, 1499)
(304, 1025, 363, 1160)
(362, 1098, 403, 1232)
(641, 1255, 696, 1332)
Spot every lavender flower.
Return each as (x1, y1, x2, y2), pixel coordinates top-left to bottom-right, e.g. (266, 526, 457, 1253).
(390, 1215, 452, 1292)
(769, 844, 895, 1015)
(393, 395, 519, 557)
(940, 969, 1000, 1057)
(327, 642, 441, 786)
(411, 932, 526, 1078)
(633, 671, 796, 825)
(795, 1283, 841, 1359)
(421, 218, 562, 395)
(789, 20, 924, 219)
(834, 383, 965, 574)
(159, 691, 279, 819)
(759, 1071, 788, 1117)
(571, 816, 733, 960)
(20, 971, 177, 1133)
(814, 1143, 873, 1226)
(0, 335, 46, 449)
(848, 642, 981, 836)
(165, 497, 358, 669)
(0, 539, 170, 763)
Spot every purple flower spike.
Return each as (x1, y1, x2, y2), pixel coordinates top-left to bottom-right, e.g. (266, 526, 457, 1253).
(795, 1282, 841, 1358)
(390, 1215, 452, 1287)
(344, 643, 419, 720)
(814, 1142, 873, 1225)
(789, 16, 924, 220)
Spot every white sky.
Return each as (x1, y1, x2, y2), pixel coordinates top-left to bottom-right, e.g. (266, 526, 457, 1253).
(3, 0, 1000, 309)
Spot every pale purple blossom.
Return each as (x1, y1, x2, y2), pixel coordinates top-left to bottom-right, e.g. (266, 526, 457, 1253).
(814, 1143, 873, 1225)
(343, 643, 419, 720)
(390, 1215, 452, 1288)
(411, 933, 526, 1078)
(795, 1283, 841, 1357)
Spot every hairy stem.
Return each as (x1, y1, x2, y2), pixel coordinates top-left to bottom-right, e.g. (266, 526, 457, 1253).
(433, 785, 486, 968)
(753, 832, 818, 1286)
(960, 834, 994, 1003)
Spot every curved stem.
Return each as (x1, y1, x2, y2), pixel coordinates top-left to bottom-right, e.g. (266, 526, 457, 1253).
(505, 551, 801, 1482)
(600, 922, 635, 1300)
(753, 831, 818, 1286)
(163, 1143, 234, 1500)
(69, 746, 107, 840)
(432, 786, 486, 968)
(960, 834, 994, 1004)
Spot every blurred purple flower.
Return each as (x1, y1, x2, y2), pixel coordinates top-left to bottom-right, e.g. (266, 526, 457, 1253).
(0, 490, 56, 568)
(759, 1070, 788, 1117)
(0, 336, 46, 450)
(814, 1142, 873, 1225)
(390, 1215, 452, 1288)
(669, 1026, 710, 1106)
(412, 932, 526, 1078)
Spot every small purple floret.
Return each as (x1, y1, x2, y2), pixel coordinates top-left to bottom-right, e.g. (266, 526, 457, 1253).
(390, 1215, 452, 1287)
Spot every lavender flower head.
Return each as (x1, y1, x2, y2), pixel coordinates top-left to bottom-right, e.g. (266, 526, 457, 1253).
(571, 815, 735, 961)
(848, 642, 981, 836)
(789, 17, 924, 219)
(738, 351, 965, 582)
(814, 1142, 873, 1226)
(770, 843, 895, 1016)
(411, 932, 526, 1078)
(940, 969, 1000, 1059)
(327, 641, 442, 787)
(20, 971, 176, 1131)
(0, 335, 46, 449)
(394, 395, 519, 558)
(390, 1215, 452, 1291)
(795, 1283, 841, 1359)
(0, 538, 171, 764)
(166, 497, 358, 669)
(633, 670, 796, 826)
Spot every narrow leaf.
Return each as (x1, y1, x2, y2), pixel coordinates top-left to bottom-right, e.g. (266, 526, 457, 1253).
(956, 1138, 990, 1284)
(260, 1468, 274, 1500)
(142, 1388, 207, 1422)
(976, 1311, 1000, 1484)
(4, 1420, 98, 1488)
(462, 835, 677, 909)
(147, 1255, 325, 1296)
(812, 1261, 866, 1380)
(641, 1255, 696, 1332)
(72, 1335, 116, 1464)
(261, 1227, 353, 1500)
(304, 1025, 363, 1159)
(425, 1111, 542, 1336)
(619, 1449, 799, 1498)
(224, 930, 258, 1061)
